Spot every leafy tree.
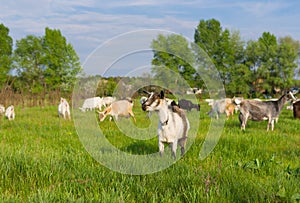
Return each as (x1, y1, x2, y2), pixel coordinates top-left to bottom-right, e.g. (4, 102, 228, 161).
(151, 34, 199, 90)
(14, 35, 45, 93)
(225, 31, 252, 96)
(194, 19, 252, 95)
(276, 40, 298, 90)
(257, 32, 279, 94)
(194, 19, 230, 84)
(226, 64, 252, 96)
(246, 32, 298, 95)
(0, 23, 13, 87)
(278, 36, 300, 78)
(42, 27, 82, 92)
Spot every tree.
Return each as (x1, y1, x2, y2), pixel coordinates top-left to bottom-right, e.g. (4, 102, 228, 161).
(194, 19, 230, 83)
(42, 27, 82, 92)
(0, 23, 13, 88)
(226, 64, 252, 96)
(278, 36, 300, 78)
(246, 32, 298, 95)
(14, 35, 45, 93)
(224, 30, 252, 96)
(276, 39, 298, 90)
(151, 34, 200, 90)
(194, 19, 252, 95)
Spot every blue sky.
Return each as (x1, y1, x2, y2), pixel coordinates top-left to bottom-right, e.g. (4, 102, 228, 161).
(1, 0, 300, 75)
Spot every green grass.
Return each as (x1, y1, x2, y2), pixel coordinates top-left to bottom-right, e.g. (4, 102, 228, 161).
(0, 102, 299, 202)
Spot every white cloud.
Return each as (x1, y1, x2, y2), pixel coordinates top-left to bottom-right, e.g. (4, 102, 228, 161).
(236, 1, 288, 17)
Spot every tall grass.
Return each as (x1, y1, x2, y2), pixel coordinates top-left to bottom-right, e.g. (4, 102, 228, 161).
(0, 102, 299, 202)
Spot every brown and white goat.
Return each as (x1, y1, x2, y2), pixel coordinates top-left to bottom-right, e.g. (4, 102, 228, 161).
(98, 99, 136, 122)
(236, 91, 296, 131)
(141, 91, 190, 159)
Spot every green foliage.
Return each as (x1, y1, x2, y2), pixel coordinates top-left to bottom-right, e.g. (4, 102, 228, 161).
(246, 32, 298, 95)
(0, 23, 13, 87)
(43, 27, 82, 92)
(194, 19, 232, 84)
(152, 21, 300, 97)
(14, 35, 45, 93)
(194, 19, 299, 96)
(12, 27, 82, 94)
(151, 34, 202, 90)
(227, 64, 252, 96)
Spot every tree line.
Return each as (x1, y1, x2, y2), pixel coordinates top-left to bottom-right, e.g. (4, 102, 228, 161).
(0, 23, 82, 106)
(151, 19, 300, 98)
(1, 18, 300, 107)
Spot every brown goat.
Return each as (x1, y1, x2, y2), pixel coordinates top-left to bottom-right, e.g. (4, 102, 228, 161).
(99, 99, 136, 122)
(225, 103, 235, 120)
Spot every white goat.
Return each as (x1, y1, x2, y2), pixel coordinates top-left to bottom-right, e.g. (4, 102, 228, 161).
(5, 105, 15, 121)
(58, 98, 71, 120)
(142, 91, 190, 159)
(98, 99, 135, 122)
(207, 98, 233, 119)
(101, 96, 116, 107)
(80, 97, 103, 112)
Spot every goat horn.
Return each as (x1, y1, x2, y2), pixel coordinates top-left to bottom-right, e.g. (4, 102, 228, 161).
(143, 90, 151, 95)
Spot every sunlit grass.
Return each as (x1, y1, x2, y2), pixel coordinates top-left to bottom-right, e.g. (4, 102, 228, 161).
(0, 102, 299, 202)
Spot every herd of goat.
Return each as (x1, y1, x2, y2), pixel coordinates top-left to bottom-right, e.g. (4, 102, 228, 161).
(1, 90, 299, 158)
(68, 90, 300, 158)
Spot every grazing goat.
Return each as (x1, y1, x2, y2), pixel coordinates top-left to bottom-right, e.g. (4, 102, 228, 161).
(98, 99, 136, 122)
(178, 99, 200, 111)
(142, 91, 190, 159)
(207, 98, 233, 119)
(101, 96, 116, 107)
(236, 91, 296, 131)
(58, 98, 71, 120)
(225, 103, 235, 120)
(80, 97, 103, 112)
(5, 105, 15, 121)
(293, 101, 300, 118)
(0, 105, 5, 115)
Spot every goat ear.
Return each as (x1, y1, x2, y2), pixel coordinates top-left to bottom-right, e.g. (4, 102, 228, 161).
(160, 90, 165, 99)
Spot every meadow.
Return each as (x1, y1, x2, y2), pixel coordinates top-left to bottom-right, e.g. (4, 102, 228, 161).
(0, 100, 299, 202)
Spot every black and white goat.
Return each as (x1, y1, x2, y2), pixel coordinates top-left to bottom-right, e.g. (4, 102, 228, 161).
(141, 91, 190, 159)
(235, 91, 296, 131)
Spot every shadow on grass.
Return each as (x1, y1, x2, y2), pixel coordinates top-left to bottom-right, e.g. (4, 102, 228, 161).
(120, 140, 158, 155)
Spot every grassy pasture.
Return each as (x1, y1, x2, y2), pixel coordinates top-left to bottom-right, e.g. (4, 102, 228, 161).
(0, 101, 299, 202)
